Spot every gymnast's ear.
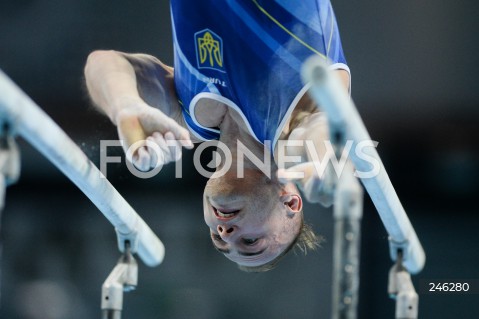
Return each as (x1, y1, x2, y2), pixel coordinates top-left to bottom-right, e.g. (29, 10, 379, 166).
(280, 193, 302, 218)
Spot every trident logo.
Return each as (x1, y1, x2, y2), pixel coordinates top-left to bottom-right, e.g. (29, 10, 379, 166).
(195, 29, 225, 72)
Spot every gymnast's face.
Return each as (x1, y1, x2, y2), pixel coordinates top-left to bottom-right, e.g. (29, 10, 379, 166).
(203, 168, 303, 267)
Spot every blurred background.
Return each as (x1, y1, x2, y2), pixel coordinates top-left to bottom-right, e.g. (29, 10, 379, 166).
(1, 0, 478, 318)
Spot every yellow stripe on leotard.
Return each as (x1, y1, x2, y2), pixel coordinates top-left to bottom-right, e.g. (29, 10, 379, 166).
(250, 0, 327, 60)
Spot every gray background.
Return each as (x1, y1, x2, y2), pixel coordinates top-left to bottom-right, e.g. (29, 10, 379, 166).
(1, 1, 478, 318)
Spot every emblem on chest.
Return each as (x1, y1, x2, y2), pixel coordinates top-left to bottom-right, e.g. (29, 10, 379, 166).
(195, 29, 226, 73)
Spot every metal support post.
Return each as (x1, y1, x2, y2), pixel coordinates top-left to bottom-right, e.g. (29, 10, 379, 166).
(331, 162, 364, 319)
(101, 241, 138, 319)
(388, 251, 419, 319)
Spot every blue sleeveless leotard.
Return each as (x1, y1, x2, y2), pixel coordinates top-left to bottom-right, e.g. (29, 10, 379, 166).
(170, 0, 348, 151)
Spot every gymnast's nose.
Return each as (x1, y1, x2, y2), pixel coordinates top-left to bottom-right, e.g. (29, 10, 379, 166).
(217, 225, 236, 241)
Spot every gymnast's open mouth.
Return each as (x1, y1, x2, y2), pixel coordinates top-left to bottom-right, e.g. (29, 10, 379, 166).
(212, 206, 240, 220)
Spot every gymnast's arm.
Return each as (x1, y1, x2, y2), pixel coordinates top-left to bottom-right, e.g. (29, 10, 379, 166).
(281, 69, 350, 204)
(84, 50, 193, 171)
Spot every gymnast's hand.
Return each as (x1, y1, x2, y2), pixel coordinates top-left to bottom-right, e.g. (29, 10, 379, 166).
(115, 97, 194, 172)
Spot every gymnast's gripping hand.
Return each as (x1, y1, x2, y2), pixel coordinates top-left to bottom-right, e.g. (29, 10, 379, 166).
(115, 99, 194, 171)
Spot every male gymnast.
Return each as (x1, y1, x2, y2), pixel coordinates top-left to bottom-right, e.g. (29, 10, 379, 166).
(84, 0, 350, 271)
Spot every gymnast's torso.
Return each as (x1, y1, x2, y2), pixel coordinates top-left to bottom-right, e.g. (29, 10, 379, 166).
(170, 0, 348, 150)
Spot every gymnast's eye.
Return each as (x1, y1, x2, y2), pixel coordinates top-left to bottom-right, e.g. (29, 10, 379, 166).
(242, 238, 259, 246)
